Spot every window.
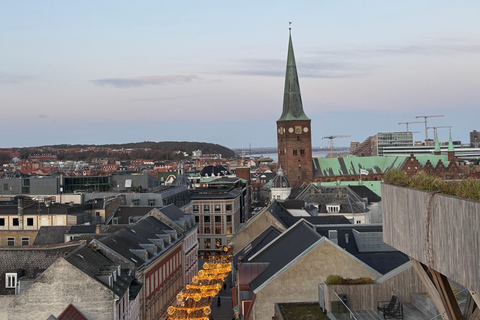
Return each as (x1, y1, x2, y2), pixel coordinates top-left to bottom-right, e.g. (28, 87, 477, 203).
(131, 199, 140, 206)
(226, 215, 232, 222)
(214, 216, 221, 223)
(227, 226, 232, 234)
(195, 216, 199, 223)
(12, 218, 19, 226)
(214, 204, 221, 212)
(148, 199, 155, 206)
(204, 238, 211, 249)
(193, 205, 199, 212)
(356, 220, 362, 224)
(0, 218, 4, 226)
(215, 238, 222, 249)
(203, 205, 210, 212)
(293, 149, 298, 156)
(204, 216, 210, 223)
(21, 238, 29, 246)
(215, 227, 221, 234)
(300, 149, 305, 155)
(27, 218, 34, 226)
(226, 204, 232, 211)
(204, 227, 211, 234)
(5, 273, 17, 288)
(7, 238, 14, 246)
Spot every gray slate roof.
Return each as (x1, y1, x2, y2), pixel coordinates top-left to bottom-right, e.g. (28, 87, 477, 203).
(33, 226, 71, 245)
(66, 245, 133, 297)
(97, 216, 182, 269)
(248, 221, 321, 291)
(315, 224, 409, 274)
(233, 226, 282, 267)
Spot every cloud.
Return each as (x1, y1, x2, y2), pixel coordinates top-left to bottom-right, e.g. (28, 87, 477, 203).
(90, 74, 202, 88)
(37, 114, 47, 118)
(128, 93, 205, 102)
(225, 37, 480, 79)
(0, 73, 35, 85)
(312, 37, 480, 58)
(228, 58, 376, 79)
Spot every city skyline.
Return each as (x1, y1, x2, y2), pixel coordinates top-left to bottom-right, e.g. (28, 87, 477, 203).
(2, 1, 480, 149)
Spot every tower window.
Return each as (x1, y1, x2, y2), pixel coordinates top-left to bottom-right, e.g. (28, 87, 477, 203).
(300, 149, 305, 155)
(297, 136, 300, 141)
(293, 150, 298, 156)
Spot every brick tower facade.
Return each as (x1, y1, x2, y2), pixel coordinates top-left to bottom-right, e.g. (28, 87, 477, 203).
(277, 29, 313, 185)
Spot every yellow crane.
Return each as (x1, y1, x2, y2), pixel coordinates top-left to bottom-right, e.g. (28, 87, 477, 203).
(321, 135, 350, 158)
(427, 126, 452, 138)
(415, 115, 444, 141)
(398, 121, 423, 132)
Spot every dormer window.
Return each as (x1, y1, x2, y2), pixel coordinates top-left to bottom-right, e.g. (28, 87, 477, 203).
(326, 204, 341, 213)
(5, 273, 17, 289)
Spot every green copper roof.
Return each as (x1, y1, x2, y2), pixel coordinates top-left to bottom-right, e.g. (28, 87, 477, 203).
(434, 134, 440, 152)
(312, 155, 450, 178)
(448, 131, 454, 151)
(278, 30, 309, 121)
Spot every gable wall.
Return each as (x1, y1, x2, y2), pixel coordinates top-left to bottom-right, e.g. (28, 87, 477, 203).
(251, 240, 379, 320)
(7, 258, 115, 320)
(232, 211, 286, 254)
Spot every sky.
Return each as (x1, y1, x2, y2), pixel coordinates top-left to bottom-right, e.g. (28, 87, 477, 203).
(1, 1, 480, 150)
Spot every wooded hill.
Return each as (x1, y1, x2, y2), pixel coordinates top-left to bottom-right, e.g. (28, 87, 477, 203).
(42, 141, 236, 160)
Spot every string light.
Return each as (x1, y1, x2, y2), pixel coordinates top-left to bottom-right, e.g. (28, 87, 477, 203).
(167, 246, 232, 320)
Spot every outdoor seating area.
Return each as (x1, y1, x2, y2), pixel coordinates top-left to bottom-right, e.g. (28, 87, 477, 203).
(377, 295, 403, 319)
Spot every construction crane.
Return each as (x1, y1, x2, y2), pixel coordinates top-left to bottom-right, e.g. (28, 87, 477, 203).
(427, 126, 452, 138)
(321, 135, 351, 158)
(415, 115, 444, 141)
(398, 121, 423, 132)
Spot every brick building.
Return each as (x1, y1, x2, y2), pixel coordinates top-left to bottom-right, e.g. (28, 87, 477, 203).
(276, 29, 313, 186)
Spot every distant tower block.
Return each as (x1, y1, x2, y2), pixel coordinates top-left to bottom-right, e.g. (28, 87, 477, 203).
(470, 130, 480, 148)
(277, 28, 313, 185)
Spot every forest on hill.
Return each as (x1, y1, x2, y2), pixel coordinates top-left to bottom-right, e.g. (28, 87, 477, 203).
(4, 141, 235, 162)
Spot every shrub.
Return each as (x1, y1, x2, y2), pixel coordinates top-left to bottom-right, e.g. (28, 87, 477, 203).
(326, 275, 342, 285)
(407, 172, 444, 192)
(456, 178, 480, 200)
(352, 277, 374, 284)
(385, 171, 480, 201)
(326, 275, 373, 285)
(384, 169, 408, 186)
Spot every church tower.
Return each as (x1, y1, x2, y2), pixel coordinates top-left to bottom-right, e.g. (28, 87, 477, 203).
(277, 28, 313, 185)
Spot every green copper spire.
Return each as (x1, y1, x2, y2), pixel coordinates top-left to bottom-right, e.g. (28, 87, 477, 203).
(434, 133, 440, 152)
(278, 28, 310, 121)
(448, 130, 454, 152)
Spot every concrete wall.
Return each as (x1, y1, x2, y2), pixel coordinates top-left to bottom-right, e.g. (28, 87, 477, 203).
(30, 177, 59, 195)
(382, 184, 480, 295)
(7, 257, 115, 320)
(0, 177, 59, 195)
(251, 240, 379, 320)
(232, 210, 287, 254)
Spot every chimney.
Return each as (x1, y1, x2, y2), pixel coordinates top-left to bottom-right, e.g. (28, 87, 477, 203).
(17, 198, 23, 216)
(95, 224, 101, 234)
